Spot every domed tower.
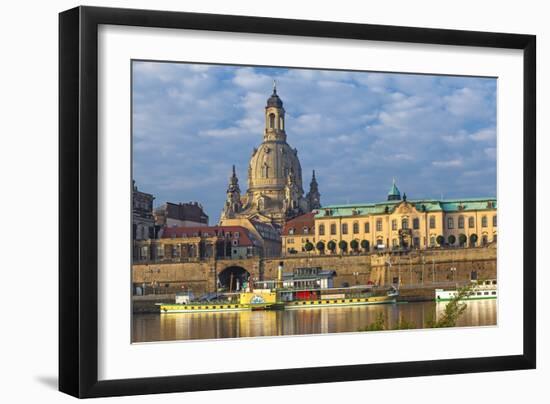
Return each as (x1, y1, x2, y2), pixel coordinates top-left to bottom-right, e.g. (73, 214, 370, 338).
(231, 83, 310, 226)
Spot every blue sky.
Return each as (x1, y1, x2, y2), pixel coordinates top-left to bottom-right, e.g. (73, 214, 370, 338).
(132, 61, 496, 224)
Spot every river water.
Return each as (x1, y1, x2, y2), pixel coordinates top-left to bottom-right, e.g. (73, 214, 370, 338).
(132, 299, 497, 343)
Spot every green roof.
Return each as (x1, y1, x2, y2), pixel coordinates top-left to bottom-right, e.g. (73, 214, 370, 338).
(315, 197, 497, 219)
(388, 182, 400, 196)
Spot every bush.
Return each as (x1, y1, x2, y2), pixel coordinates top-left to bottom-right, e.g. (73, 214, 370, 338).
(338, 240, 348, 252)
(459, 234, 467, 245)
(316, 241, 325, 252)
(304, 241, 314, 252)
(350, 239, 359, 251)
(327, 240, 337, 252)
(436, 235, 445, 246)
(360, 239, 370, 251)
(470, 233, 478, 246)
(448, 234, 456, 245)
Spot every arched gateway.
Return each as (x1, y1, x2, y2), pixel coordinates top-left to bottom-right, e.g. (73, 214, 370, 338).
(218, 266, 250, 292)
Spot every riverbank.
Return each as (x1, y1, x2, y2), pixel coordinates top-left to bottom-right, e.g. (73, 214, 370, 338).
(132, 284, 464, 313)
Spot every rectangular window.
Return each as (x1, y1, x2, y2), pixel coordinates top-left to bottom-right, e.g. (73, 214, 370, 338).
(468, 217, 475, 228)
(364, 222, 370, 233)
(481, 216, 488, 227)
(376, 219, 382, 232)
(330, 223, 336, 235)
(413, 218, 419, 230)
(392, 220, 397, 230)
(429, 216, 436, 229)
(352, 222, 359, 234)
(318, 224, 325, 235)
(458, 216, 464, 229)
(447, 217, 454, 229)
(342, 223, 348, 234)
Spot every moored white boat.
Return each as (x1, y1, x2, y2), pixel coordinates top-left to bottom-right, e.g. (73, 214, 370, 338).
(435, 279, 497, 301)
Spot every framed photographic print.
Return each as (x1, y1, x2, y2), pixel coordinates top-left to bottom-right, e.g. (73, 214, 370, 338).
(59, 6, 536, 398)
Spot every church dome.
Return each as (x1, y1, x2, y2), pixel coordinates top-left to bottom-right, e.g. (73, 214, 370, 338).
(266, 87, 283, 108)
(248, 142, 303, 191)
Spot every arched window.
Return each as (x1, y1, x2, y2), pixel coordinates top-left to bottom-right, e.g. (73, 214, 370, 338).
(401, 218, 409, 230)
(342, 223, 348, 234)
(429, 216, 436, 229)
(413, 218, 419, 229)
(468, 216, 475, 228)
(279, 116, 284, 130)
(447, 217, 454, 229)
(481, 216, 488, 228)
(262, 163, 269, 178)
(353, 222, 359, 234)
(458, 216, 464, 229)
(364, 222, 370, 233)
(269, 113, 275, 129)
(392, 219, 397, 230)
(330, 223, 336, 235)
(318, 224, 325, 235)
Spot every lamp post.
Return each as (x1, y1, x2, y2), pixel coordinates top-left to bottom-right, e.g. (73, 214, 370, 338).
(143, 267, 160, 295)
(432, 257, 435, 284)
(385, 258, 392, 287)
(421, 254, 425, 286)
(450, 266, 457, 284)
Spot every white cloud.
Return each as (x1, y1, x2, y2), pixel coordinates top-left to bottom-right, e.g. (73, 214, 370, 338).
(470, 127, 496, 141)
(432, 159, 463, 167)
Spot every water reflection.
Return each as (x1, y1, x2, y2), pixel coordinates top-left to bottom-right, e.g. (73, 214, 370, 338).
(132, 299, 497, 343)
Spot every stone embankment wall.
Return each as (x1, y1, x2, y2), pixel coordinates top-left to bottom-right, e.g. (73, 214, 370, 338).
(133, 248, 496, 296)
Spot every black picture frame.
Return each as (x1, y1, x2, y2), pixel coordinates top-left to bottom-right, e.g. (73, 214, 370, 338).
(59, 5, 536, 398)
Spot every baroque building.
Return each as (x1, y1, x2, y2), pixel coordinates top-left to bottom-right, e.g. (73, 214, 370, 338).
(220, 84, 320, 227)
(313, 179, 497, 254)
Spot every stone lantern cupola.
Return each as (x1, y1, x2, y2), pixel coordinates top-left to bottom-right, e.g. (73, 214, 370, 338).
(264, 81, 286, 142)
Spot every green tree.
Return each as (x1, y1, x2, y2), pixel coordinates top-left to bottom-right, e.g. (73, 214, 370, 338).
(359, 282, 476, 332)
(316, 241, 325, 253)
(459, 233, 467, 247)
(360, 239, 370, 252)
(470, 233, 478, 246)
(426, 283, 473, 328)
(304, 241, 314, 252)
(327, 240, 337, 253)
(448, 234, 456, 245)
(358, 313, 385, 331)
(350, 239, 359, 252)
(358, 313, 417, 332)
(436, 235, 445, 246)
(338, 240, 348, 253)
